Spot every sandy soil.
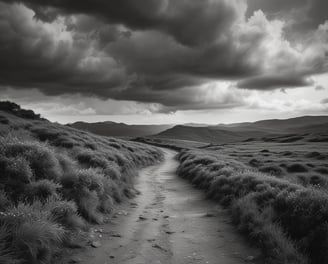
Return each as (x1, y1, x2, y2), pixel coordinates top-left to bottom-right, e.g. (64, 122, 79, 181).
(67, 148, 262, 264)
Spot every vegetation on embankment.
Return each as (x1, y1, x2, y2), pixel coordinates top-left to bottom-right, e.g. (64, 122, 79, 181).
(177, 148, 328, 264)
(0, 101, 163, 264)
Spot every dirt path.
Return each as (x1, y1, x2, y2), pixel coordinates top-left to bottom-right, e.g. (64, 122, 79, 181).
(70, 148, 261, 264)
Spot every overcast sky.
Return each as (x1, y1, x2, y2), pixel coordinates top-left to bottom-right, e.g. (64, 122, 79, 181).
(0, 0, 328, 124)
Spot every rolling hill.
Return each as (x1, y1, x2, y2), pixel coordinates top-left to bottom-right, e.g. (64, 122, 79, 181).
(153, 116, 328, 144)
(212, 115, 328, 133)
(152, 125, 267, 144)
(69, 121, 173, 138)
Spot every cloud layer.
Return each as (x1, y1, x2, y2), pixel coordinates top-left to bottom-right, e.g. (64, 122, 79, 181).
(0, 0, 327, 112)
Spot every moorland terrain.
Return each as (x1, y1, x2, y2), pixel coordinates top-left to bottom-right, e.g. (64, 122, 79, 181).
(1, 101, 328, 264)
(138, 118, 328, 264)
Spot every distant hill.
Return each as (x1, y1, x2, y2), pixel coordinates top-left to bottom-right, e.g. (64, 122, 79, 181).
(153, 116, 328, 144)
(213, 116, 328, 133)
(69, 121, 173, 138)
(153, 125, 261, 144)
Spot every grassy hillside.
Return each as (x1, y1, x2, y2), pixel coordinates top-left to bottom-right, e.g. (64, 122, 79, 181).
(0, 101, 163, 263)
(69, 121, 173, 138)
(213, 115, 328, 133)
(153, 125, 261, 144)
(153, 116, 328, 144)
(176, 143, 328, 264)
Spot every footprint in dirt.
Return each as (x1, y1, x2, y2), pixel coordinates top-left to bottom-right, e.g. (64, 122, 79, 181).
(130, 202, 138, 208)
(152, 243, 168, 252)
(138, 216, 148, 221)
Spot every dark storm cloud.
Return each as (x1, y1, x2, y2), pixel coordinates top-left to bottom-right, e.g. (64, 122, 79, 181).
(0, 3, 131, 97)
(105, 30, 258, 81)
(0, 0, 259, 105)
(0, 0, 327, 111)
(247, 0, 328, 31)
(237, 74, 314, 90)
(2, 0, 244, 47)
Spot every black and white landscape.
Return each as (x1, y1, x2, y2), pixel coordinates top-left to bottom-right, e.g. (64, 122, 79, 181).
(0, 1, 328, 264)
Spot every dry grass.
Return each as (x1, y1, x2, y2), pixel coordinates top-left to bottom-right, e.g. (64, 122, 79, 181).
(0, 104, 163, 263)
(177, 148, 328, 264)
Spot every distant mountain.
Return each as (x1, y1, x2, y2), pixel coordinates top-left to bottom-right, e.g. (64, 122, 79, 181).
(69, 121, 173, 138)
(153, 115, 328, 143)
(183, 123, 211, 127)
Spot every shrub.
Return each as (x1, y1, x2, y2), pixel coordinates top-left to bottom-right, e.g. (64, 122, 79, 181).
(287, 163, 308, 173)
(176, 149, 321, 263)
(315, 167, 328, 175)
(56, 153, 76, 175)
(61, 169, 105, 223)
(0, 156, 32, 201)
(77, 190, 102, 223)
(259, 165, 284, 177)
(77, 150, 109, 169)
(0, 224, 20, 264)
(102, 178, 122, 205)
(0, 201, 65, 263)
(2, 139, 62, 181)
(0, 191, 11, 211)
(103, 165, 121, 180)
(249, 158, 261, 167)
(24, 180, 61, 202)
(274, 189, 328, 263)
(43, 197, 86, 231)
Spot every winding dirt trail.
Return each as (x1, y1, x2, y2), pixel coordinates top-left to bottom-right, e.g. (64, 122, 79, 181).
(71, 148, 261, 264)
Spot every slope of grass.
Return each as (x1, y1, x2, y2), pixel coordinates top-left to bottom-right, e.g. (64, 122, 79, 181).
(0, 103, 163, 263)
(177, 148, 328, 264)
(206, 141, 328, 188)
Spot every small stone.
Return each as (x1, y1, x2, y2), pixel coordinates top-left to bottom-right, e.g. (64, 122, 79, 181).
(117, 210, 128, 216)
(91, 241, 102, 248)
(109, 255, 115, 259)
(165, 231, 175, 234)
(138, 216, 148, 221)
(95, 228, 103, 233)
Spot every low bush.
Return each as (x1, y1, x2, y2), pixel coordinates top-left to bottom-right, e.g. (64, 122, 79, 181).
(0, 156, 33, 202)
(24, 180, 61, 202)
(1, 139, 62, 181)
(176, 149, 328, 264)
(259, 165, 285, 177)
(0, 102, 164, 264)
(0, 201, 65, 263)
(287, 163, 308, 173)
(44, 197, 86, 231)
(77, 150, 110, 169)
